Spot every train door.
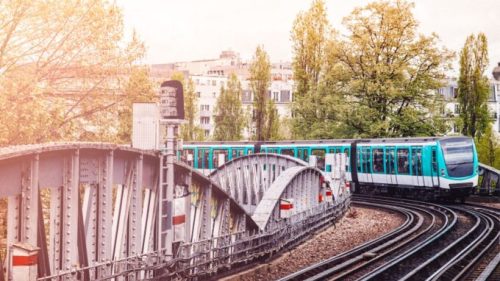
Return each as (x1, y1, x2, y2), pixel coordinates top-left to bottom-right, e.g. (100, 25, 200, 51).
(430, 147, 439, 187)
(385, 147, 397, 185)
(372, 147, 384, 184)
(411, 147, 423, 187)
(366, 147, 373, 183)
(197, 148, 210, 173)
(396, 147, 410, 186)
(360, 147, 372, 183)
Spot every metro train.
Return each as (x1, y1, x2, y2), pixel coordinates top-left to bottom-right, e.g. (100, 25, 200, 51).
(178, 136, 478, 201)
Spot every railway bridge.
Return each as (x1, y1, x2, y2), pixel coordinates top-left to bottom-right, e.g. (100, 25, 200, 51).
(0, 142, 349, 281)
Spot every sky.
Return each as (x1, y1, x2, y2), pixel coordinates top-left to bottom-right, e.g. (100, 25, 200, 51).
(117, 0, 500, 75)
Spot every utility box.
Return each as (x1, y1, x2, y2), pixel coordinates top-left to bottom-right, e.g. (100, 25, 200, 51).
(10, 243, 39, 281)
(132, 103, 160, 150)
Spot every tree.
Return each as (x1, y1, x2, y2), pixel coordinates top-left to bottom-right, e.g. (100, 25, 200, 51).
(291, 0, 330, 97)
(117, 67, 157, 143)
(175, 74, 204, 141)
(475, 125, 500, 169)
(0, 0, 145, 145)
(290, 0, 335, 139)
(457, 33, 490, 139)
(330, 0, 452, 138)
(213, 73, 245, 140)
(249, 46, 272, 141)
(264, 100, 281, 140)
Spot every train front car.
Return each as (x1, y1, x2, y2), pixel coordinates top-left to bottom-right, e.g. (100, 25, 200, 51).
(437, 137, 478, 199)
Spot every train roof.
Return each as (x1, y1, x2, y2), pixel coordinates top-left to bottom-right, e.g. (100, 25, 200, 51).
(183, 136, 469, 146)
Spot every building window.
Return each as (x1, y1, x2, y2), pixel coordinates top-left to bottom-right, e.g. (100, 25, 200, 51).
(273, 91, 279, 102)
(201, 104, 209, 111)
(195, 79, 200, 85)
(204, 130, 210, 137)
(489, 86, 496, 101)
(196, 92, 201, 98)
(213, 92, 216, 98)
(212, 80, 216, 86)
(280, 90, 290, 102)
(242, 90, 252, 102)
(454, 104, 460, 115)
(200, 117, 210, 124)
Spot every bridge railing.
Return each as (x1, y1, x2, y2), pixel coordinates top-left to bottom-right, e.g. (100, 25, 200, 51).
(170, 198, 350, 279)
(478, 163, 500, 196)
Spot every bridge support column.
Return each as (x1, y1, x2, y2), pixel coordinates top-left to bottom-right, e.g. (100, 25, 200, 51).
(49, 150, 80, 273)
(6, 154, 40, 280)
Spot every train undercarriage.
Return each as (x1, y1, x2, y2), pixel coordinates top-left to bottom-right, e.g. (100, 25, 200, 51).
(351, 182, 473, 203)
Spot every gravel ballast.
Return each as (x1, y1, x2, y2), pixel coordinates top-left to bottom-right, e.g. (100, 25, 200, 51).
(223, 206, 404, 281)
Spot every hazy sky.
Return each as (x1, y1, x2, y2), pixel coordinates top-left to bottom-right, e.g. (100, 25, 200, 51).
(117, 0, 500, 75)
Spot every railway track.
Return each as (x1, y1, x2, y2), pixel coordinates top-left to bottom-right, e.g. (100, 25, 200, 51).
(280, 195, 500, 281)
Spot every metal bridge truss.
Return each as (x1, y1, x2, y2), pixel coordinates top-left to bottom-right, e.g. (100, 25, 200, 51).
(0, 145, 349, 281)
(478, 163, 500, 196)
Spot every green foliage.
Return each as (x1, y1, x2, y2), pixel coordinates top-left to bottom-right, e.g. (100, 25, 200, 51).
(117, 67, 157, 143)
(291, 0, 452, 139)
(264, 100, 281, 140)
(458, 33, 490, 139)
(249, 46, 273, 141)
(213, 74, 245, 141)
(291, 0, 329, 97)
(475, 125, 500, 169)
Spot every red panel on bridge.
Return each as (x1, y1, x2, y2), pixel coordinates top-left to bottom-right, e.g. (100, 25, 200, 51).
(13, 254, 37, 266)
(280, 203, 293, 210)
(173, 214, 186, 225)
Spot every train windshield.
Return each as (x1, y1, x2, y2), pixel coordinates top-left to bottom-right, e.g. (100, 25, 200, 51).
(440, 138, 474, 177)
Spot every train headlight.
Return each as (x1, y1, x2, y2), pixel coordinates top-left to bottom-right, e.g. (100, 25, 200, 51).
(440, 168, 445, 176)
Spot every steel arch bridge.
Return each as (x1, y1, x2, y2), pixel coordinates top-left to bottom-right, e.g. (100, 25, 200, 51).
(0, 143, 349, 281)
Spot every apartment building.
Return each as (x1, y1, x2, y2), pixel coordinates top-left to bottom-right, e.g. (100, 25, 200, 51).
(150, 50, 295, 139)
(438, 63, 500, 135)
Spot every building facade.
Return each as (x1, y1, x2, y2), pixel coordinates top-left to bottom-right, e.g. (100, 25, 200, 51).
(150, 50, 294, 140)
(438, 71, 500, 136)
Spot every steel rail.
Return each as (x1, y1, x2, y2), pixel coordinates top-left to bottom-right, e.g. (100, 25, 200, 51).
(428, 207, 500, 281)
(278, 199, 425, 281)
(358, 197, 457, 281)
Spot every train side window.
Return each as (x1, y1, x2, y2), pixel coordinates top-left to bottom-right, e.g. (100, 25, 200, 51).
(412, 148, 422, 176)
(397, 148, 409, 174)
(213, 149, 228, 168)
(363, 148, 370, 173)
(385, 148, 395, 174)
(281, 149, 294, 157)
(357, 150, 362, 172)
(304, 149, 309, 161)
(198, 149, 209, 169)
(298, 149, 303, 160)
(344, 148, 350, 171)
(431, 149, 437, 173)
(182, 149, 195, 167)
(328, 148, 335, 154)
(312, 149, 326, 170)
(232, 149, 243, 159)
(372, 149, 384, 173)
